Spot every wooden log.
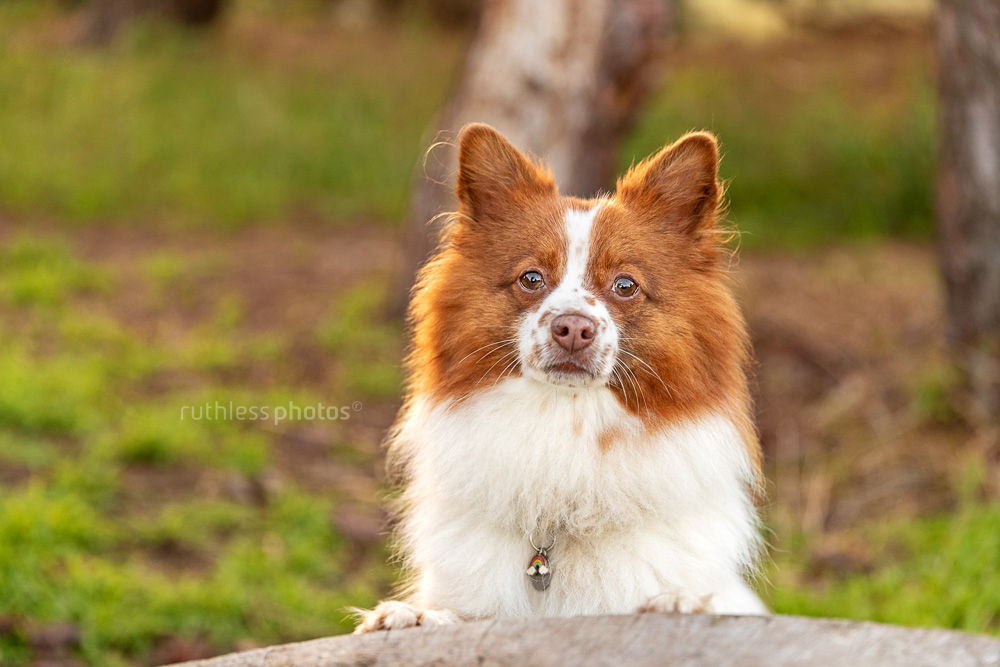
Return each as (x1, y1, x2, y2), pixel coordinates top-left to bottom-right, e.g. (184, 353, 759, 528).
(170, 613, 1000, 667)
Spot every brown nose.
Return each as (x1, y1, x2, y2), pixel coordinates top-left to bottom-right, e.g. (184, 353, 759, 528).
(550, 314, 596, 353)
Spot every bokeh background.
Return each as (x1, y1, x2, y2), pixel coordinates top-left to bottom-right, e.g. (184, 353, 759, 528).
(1, 0, 997, 665)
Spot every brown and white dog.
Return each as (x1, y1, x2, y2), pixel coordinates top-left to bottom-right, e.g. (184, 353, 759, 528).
(356, 123, 766, 632)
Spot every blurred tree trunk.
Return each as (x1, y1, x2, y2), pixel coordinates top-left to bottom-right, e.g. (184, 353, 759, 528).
(937, 0, 1000, 427)
(83, 0, 226, 45)
(391, 0, 674, 315)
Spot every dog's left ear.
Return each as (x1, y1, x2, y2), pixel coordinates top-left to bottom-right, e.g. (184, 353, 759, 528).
(456, 123, 556, 224)
(616, 132, 721, 236)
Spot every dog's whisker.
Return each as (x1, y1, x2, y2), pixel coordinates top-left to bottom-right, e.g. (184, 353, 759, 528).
(626, 367, 643, 416)
(475, 342, 517, 364)
(610, 365, 629, 410)
(493, 356, 521, 388)
(611, 360, 629, 409)
(609, 365, 621, 392)
(619, 359, 647, 418)
(466, 324, 522, 332)
(475, 349, 520, 387)
(620, 349, 672, 400)
(627, 361, 655, 420)
(456, 339, 518, 366)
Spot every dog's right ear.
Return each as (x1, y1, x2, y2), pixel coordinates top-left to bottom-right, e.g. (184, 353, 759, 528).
(456, 123, 556, 224)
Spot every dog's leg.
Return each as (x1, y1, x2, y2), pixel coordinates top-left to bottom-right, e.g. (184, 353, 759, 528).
(354, 601, 460, 634)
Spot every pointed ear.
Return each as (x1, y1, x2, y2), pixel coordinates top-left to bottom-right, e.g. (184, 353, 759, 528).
(616, 132, 721, 235)
(456, 123, 556, 223)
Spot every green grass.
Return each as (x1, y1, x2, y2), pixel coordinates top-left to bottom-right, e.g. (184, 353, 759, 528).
(0, 235, 111, 307)
(0, 482, 376, 665)
(6, 238, 999, 665)
(770, 503, 1000, 633)
(625, 45, 935, 248)
(0, 3, 934, 246)
(0, 3, 461, 226)
(320, 283, 404, 399)
(0, 235, 393, 665)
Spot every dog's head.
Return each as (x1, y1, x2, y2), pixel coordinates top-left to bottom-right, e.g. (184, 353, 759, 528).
(409, 124, 750, 424)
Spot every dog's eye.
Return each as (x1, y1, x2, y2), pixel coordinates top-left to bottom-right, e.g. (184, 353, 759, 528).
(612, 276, 638, 298)
(519, 271, 545, 291)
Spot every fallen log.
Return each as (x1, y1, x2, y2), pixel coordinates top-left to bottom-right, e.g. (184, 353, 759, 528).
(172, 613, 1000, 667)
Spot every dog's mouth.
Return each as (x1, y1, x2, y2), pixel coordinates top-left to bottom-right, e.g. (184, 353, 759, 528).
(520, 326, 616, 388)
(545, 360, 591, 375)
(536, 352, 606, 387)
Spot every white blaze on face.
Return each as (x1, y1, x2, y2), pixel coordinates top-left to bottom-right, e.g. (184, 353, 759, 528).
(518, 203, 620, 387)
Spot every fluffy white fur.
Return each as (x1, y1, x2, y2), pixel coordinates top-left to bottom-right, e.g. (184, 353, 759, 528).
(387, 381, 766, 621)
(357, 203, 766, 632)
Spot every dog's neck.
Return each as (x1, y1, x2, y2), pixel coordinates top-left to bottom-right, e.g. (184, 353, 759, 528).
(396, 376, 756, 540)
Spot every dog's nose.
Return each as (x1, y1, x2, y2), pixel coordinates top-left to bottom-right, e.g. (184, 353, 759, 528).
(551, 314, 596, 353)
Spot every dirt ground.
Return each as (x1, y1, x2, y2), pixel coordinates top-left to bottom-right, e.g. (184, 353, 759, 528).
(741, 245, 962, 528)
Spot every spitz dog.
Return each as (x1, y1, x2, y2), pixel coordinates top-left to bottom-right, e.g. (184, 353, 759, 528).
(356, 123, 766, 632)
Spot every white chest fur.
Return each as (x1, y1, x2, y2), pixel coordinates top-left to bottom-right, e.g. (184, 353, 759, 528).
(394, 377, 765, 618)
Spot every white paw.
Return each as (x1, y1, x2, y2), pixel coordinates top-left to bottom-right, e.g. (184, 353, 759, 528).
(417, 608, 460, 627)
(638, 589, 716, 615)
(354, 601, 459, 634)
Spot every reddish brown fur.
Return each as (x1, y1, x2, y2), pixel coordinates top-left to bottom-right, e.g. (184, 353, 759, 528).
(401, 124, 760, 477)
(597, 424, 626, 453)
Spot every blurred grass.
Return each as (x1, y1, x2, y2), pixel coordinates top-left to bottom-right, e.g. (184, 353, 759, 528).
(0, 2, 976, 666)
(770, 501, 1000, 634)
(625, 39, 935, 248)
(0, 2, 461, 226)
(0, 3, 934, 246)
(0, 232, 393, 665)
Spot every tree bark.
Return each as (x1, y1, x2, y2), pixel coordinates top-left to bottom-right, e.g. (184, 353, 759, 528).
(391, 0, 673, 315)
(170, 613, 1000, 667)
(937, 0, 1000, 426)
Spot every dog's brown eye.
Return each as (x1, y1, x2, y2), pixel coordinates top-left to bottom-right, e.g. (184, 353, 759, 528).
(612, 276, 638, 297)
(519, 271, 544, 291)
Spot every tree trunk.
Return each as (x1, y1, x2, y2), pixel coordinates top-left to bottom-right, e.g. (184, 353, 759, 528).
(170, 614, 1000, 667)
(391, 0, 673, 315)
(937, 0, 1000, 426)
(83, 0, 227, 45)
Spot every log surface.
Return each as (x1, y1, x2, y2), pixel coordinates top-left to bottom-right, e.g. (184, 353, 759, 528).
(173, 613, 1000, 667)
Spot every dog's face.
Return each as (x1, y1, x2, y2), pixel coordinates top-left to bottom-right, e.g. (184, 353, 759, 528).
(409, 124, 749, 424)
(513, 203, 621, 389)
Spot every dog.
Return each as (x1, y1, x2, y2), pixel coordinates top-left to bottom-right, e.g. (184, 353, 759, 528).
(356, 123, 766, 633)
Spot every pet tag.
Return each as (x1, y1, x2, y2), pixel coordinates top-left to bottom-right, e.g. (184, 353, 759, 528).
(526, 547, 552, 591)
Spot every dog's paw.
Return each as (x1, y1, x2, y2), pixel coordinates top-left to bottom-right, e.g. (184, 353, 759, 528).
(637, 589, 715, 615)
(353, 601, 459, 634)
